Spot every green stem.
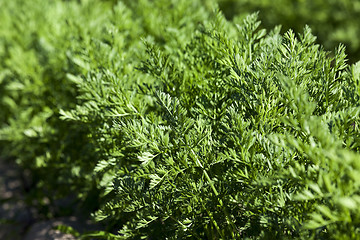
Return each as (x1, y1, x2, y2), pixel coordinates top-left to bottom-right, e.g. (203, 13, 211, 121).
(190, 149, 237, 239)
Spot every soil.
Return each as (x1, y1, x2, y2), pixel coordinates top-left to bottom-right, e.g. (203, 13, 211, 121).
(0, 157, 101, 240)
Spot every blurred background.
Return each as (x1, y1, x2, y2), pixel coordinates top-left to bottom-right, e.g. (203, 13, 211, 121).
(218, 0, 360, 64)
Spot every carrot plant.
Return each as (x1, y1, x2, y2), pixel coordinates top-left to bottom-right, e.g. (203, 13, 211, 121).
(1, 0, 360, 239)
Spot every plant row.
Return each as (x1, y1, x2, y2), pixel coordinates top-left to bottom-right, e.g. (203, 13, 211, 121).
(1, 0, 360, 239)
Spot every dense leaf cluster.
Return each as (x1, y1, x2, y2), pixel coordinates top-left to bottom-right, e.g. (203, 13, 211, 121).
(1, 0, 360, 239)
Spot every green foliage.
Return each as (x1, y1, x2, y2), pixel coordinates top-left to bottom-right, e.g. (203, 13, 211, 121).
(0, 0, 119, 216)
(1, 0, 360, 239)
(218, 0, 360, 64)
